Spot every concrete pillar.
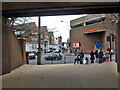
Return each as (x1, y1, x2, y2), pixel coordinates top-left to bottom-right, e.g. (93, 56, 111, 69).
(117, 13, 120, 73)
(37, 16, 41, 65)
(18, 39, 26, 64)
(26, 52, 29, 64)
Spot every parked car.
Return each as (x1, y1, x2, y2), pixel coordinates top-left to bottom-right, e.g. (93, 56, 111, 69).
(54, 49, 61, 53)
(45, 53, 62, 60)
(46, 49, 53, 53)
(29, 53, 35, 59)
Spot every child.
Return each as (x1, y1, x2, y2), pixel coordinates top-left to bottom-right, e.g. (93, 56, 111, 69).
(85, 57, 89, 64)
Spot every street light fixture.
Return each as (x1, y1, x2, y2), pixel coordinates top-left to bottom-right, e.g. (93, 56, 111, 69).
(60, 20, 70, 53)
(60, 20, 69, 30)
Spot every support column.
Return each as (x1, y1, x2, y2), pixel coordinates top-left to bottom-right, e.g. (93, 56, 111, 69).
(37, 16, 41, 65)
(18, 39, 26, 64)
(117, 13, 120, 73)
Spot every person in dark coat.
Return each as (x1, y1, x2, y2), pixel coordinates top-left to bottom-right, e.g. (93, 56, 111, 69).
(74, 54, 80, 64)
(95, 49, 99, 63)
(90, 50, 95, 64)
(79, 49, 84, 64)
(98, 48, 104, 64)
(85, 57, 89, 65)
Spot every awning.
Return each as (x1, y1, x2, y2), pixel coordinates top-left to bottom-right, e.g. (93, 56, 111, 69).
(84, 29, 106, 35)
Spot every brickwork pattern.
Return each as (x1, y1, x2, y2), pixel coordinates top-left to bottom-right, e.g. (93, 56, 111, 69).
(70, 14, 116, 53)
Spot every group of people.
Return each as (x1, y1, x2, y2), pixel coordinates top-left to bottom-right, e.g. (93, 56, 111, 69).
(74, 48, 112, 64)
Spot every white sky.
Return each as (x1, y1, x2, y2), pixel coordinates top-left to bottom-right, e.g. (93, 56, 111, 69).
(31, 14, 87, 42)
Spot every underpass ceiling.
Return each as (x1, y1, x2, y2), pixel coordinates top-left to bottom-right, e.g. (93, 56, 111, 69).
(2, 2, 120, 17)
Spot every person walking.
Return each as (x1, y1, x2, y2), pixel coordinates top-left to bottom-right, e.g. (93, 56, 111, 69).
(90, 50, 95, 64)
(98, 48, 104, 64)
(104, 49, 109, 62)
(85, 57, 89, 65)
(79, 49, 84, 64)
(74, 49, 77, 56)
(95, 49, 99, 63)
(74, 54, 80, 64)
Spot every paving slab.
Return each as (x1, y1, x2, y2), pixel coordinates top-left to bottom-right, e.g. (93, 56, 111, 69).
(2, 62, 119, 88)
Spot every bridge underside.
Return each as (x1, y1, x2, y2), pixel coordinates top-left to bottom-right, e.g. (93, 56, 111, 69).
(2, 2, 120, 73)
(2, 2, 120, 17)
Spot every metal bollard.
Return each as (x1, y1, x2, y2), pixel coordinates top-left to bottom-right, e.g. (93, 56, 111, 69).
(64, 55, 66, 64)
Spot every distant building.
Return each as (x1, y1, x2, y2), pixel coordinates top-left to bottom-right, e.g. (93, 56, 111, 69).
(70, 14, 116, 53)
(14, 22, 38, 52)
(57, 36, 62, 49)
(14, 22, 50, 52)
(48, 32, 54, 45)
(58, 36, 62, 44)
(40, 26, 49, 50)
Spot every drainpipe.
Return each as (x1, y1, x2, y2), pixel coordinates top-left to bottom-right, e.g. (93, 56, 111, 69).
(37, 16, 41, 65)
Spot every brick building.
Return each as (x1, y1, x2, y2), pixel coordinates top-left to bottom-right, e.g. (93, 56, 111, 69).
(70, 14, 116, 53)
(42, 26, 49, 50)
(14, 22, 50, 51)
(48, 32, 54, 45)
(24, 22, 38, 50)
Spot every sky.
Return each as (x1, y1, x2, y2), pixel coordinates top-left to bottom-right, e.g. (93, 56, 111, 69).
(31, 14, 87, 42)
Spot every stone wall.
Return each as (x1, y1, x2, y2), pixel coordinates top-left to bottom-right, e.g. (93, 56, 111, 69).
(2, 24, 25, 74)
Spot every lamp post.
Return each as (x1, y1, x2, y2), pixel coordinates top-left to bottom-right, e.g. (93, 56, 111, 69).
(61, 20, 69, 30)
(61, 20, 70, 53)
(37, 16, 41, 65)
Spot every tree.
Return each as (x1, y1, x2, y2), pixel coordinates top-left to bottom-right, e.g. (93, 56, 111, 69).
(8, 17, 35, 39)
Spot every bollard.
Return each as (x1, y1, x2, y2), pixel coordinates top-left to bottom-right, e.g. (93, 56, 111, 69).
(64, 55, 66, 64)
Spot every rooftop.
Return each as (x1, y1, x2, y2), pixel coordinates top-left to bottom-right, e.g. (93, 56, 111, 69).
(70, 14, 105, 28)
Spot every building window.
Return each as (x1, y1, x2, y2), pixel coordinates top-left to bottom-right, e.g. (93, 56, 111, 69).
(35, 32, 37, 35)
(41, 34, 43, 38)
(35, 38, 37, 42)
(112, 20, 115, 27)
(32, 44, 34, 49)
(31, 38, 34, 42)
(35, 45, 37, 49)
(45, 35, 48, 38)
(31, 32, 35, 36)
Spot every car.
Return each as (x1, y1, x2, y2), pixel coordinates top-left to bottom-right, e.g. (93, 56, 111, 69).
(45, 53, 62, 60)
(46, 49, 51, 53)
(54, 49, 61, 53)
(29, 53, 35, 59)
(49, 49, 53, 52)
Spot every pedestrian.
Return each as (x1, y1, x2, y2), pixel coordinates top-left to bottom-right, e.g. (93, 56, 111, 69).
(74, 49, 77, 56)
(98, 48, 104, 64)
(90, 50, 95, 64)
(44, 50, 46, 54)
(104, 49, 109, 62)
(85, 57, 89, 65)
(74, 54, 80, 64)
(95, 49, 99, 63)
(79, 49, 84, 64)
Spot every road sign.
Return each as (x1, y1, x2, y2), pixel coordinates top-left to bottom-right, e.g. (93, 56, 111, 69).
(107, 36, 110, 41)
(73, 43, 79, 48)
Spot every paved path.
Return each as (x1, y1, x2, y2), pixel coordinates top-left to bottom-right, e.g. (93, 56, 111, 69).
(2, 62, 118, 88)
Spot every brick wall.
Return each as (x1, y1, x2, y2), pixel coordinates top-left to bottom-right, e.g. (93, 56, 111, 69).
(2, 24, 11, 74)
(70, 14, 116, 53)
(2, 24, 24, 74)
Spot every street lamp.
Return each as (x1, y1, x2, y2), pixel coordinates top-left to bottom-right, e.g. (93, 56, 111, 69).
(61, 20, 70, 30)
(60, 20, 70, 53)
